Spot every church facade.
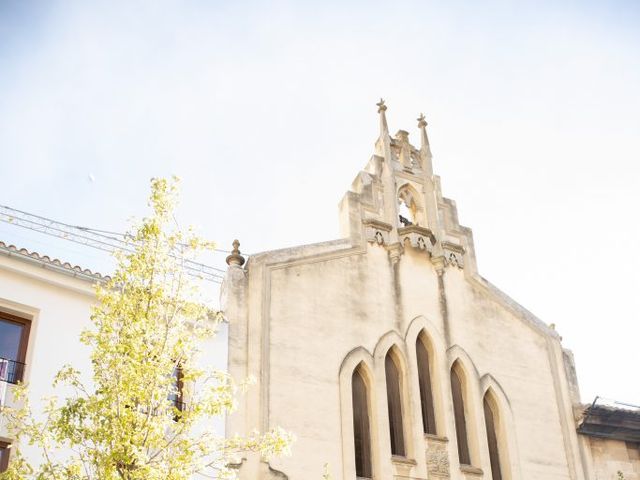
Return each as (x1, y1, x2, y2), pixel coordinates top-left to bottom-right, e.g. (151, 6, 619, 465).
(0, 102, 638, 479)
(221, 101, 639, 480)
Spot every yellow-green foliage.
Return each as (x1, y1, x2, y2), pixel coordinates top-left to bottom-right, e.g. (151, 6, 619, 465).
(0, 178, 292, 479)
(322, 463, 332, 480)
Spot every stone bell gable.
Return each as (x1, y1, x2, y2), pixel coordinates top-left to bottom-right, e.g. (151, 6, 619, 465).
(221, 101, 590, 480)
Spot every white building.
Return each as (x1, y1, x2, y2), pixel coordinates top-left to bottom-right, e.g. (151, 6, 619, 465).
(1, 102, 638, 479)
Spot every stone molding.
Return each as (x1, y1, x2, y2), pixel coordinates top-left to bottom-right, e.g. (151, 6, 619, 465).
(398, 225, 436, 253)
(362, 218, 393, 245)
(391, 455, 419, 479)
(426, 434, 451, 478)
(460, 464, 484, 476)
(442, 241, 465, 269)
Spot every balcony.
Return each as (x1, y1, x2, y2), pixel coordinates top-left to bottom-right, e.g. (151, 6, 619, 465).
(0, 358, 26, 385)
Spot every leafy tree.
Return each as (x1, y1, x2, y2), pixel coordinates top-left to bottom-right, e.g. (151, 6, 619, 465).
(0, 177, 292, 479)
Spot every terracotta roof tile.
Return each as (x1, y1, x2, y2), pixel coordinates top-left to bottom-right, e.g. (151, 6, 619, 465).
(0, 240, 109, 281)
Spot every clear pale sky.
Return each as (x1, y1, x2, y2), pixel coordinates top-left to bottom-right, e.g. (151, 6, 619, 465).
(0, 1, 638, 404)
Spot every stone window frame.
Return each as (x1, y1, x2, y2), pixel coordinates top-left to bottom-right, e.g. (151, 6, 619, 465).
(340, 349, 379, 480)
(447, 352, 490, 474)
(479, 376, 518, 480)
(405, 318, 449, 446)
(376, 337, 417, 465)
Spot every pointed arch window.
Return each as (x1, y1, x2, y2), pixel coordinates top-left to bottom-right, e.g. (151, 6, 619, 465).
(352, 367, 373, 478)
(451, 365, 471, 465)
(385, 351, 406, 456)
(484, 394, 503, 480)
(416, 335, 436, 435)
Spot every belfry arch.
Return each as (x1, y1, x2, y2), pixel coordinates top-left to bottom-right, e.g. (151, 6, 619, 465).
(397, 183, 425, 227)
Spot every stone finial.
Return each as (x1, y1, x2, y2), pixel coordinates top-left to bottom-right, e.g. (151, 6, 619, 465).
(225, 239, 246, 267)
(417, 113, 427, 128)
(417, 112, 432, 164)
(377, 98, 389, 136)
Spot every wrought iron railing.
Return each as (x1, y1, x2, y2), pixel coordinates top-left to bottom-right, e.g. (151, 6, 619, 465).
(0, 357, 26, 385)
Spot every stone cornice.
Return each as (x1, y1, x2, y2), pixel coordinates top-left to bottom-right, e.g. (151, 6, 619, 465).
(362, 218, 393, 232)
(460, 465, 484, 476)
(424, 434, 449, 443)
(398, 225, 436, 245)
(441, 240, 465, 254)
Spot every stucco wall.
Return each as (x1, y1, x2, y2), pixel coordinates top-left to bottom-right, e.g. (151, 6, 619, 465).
(225, 237, 583, 480)
(0, 253, 228, 468)
(222, 113, 594, 480)
(443, 266, 574, 479)
(588, 437, 640, 480)
(0, 255, 96, 462)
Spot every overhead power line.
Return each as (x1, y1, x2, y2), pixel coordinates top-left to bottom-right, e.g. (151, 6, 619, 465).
(0, 204, 227, 284)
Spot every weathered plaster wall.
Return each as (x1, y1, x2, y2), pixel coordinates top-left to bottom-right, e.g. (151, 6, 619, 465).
(225, 236, 582, 480)
(588, 438, 640, 480)
(443, 266, 573, 479)
(223, 108, 592, 480)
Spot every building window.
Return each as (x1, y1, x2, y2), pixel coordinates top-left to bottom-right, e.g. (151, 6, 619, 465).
(385, 351, 406, 456)
(352, 366, 373, 478)
(416, 335, 437, 435)
(168, 364, 185, 416)
(0, 441, 10, 473)
(451, 365, 471, 465)
(484, 395, 503, 480)
(0, 312, 30, 384)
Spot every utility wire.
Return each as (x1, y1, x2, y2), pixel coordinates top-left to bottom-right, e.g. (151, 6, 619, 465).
(77, 225, 234, 255)
(0, 204, 229, 283)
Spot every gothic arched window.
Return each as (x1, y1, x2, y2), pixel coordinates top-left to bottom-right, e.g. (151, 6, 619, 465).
(416, 335, 437, 435)
(484, 394, 503, 480)
(385, 351, 406, 456)
(451, 365, 471, 465)
(352, 366, 373, 478)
